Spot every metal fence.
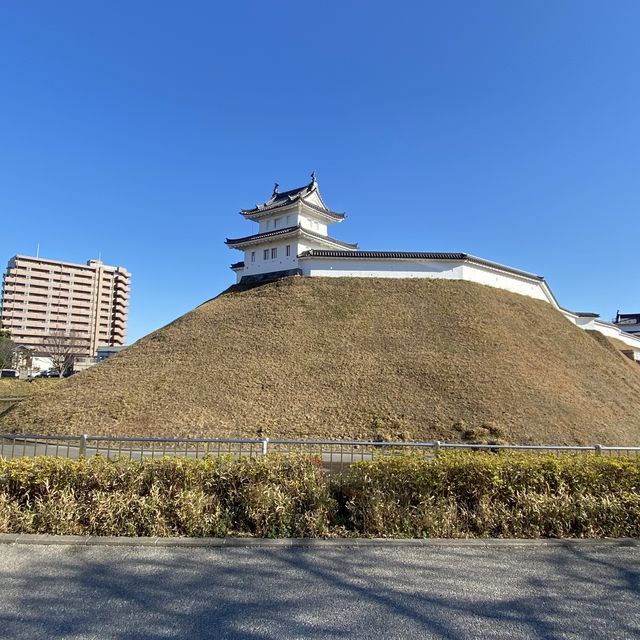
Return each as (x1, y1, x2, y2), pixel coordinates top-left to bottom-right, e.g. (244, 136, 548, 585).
(1, 433, 639, 474)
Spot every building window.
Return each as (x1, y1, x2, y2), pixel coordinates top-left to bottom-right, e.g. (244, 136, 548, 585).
(286, 245, 291, 257)
(263, 249, 269, 260)
(251, 251, 255, 263)
(274, 217, 281, 228)
(271, 247, 277, 259)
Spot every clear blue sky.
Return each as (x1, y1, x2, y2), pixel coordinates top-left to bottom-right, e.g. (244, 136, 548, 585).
(1, 1, 639, 343)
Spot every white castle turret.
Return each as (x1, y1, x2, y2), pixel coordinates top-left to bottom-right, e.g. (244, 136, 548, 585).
(226, 173, 357, 284)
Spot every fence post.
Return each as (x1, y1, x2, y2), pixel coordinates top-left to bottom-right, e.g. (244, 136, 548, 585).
(595, 444, 603, 456)
(434, 440, 441, 456)
(261, 438, 269, 456)
(79, 434, 88, 458)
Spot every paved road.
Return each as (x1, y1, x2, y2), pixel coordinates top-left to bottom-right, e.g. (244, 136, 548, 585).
(0, 540, 638, 639)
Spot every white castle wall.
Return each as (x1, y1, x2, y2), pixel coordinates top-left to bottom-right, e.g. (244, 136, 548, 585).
(299, 258, 555, 305)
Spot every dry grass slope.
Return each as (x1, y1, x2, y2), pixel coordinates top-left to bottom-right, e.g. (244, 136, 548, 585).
(2, 277, 640, 444)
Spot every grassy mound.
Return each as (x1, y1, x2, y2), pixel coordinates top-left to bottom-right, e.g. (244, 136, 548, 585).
(1, 277, 640, 443)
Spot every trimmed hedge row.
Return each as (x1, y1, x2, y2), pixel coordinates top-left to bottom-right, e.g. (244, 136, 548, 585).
(0, 452, 639, 538)
(344, 453, 640, 538)
(0, 454, 334, 537)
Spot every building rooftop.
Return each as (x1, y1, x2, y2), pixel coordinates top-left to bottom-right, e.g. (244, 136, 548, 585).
(8, 254, 130, 274)
(615, 312, 640, 326)
(240, 174, 345, 220)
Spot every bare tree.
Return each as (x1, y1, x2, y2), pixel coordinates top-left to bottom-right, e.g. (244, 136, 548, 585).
(41, 330, 85, 377)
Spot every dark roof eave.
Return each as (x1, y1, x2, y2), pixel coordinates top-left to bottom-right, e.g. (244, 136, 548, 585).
(298, 250, 469, 260)
(560, 307, 600, 318)
(226, 225, 301, 246)
(226, 225, 357, 250)
(239, 199, 345, 221)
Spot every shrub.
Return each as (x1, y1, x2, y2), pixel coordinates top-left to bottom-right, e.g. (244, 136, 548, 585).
(342, 452, 640, 538)
(0, 452, 639, 538)
(0, 454, 335, 537)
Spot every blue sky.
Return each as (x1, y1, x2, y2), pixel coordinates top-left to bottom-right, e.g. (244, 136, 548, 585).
(1, 1, 639, 343)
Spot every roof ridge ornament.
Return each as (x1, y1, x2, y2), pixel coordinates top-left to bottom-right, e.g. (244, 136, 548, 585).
(272, 182, 279, 196)
(310, 170, 317, 185)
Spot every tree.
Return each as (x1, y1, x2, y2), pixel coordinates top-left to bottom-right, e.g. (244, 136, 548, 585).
(41, 330, 84, 377)
(0, 327, 15, 369)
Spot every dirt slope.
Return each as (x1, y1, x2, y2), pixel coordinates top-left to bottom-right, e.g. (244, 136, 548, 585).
(2, 277, 640, 444)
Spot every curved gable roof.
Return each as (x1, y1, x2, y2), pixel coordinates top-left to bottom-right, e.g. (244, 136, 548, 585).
(240, 177, 345, 220)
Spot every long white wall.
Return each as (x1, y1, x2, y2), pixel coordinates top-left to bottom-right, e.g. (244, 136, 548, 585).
(300, 258, 553, 303)
(301, 258, 465, 280)
(460, 262, 556, 306)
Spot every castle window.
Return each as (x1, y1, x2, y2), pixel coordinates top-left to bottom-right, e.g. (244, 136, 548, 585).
(263, 249, 269, 260)
(274, 217, 281, 228)
(286, 245, 291, 257)
(251, 251, 256, 263)
(271, 247, 277, 259)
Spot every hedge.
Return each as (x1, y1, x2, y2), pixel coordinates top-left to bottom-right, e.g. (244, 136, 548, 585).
(0, 452, 638, 538)
(0, 454, 334, 537)
(342, 452, 640, 538)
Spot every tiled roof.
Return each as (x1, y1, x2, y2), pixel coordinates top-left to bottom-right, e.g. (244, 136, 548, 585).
(299, 250, 468, 260)
(226, 225, 300, 246)
(615, 313, 640, 325)
(240, 179, 345, 220)
(230, 261, 245, 269)
(298, 228, 357, 250)
(226, 225, 357, 250)
(241, 185, 311, 214)
(560, 308, 600, 318)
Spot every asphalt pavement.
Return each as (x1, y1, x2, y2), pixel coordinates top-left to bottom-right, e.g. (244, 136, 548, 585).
(0, 539, 638, 639)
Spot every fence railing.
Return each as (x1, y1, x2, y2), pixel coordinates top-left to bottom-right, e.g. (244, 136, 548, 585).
(1, 433, 639, 474)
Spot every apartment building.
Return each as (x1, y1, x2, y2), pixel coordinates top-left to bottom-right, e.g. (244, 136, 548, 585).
(0, 255, 131, 359)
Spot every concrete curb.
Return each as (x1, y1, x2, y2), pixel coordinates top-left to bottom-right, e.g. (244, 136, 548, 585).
(0, 533, 637, 548)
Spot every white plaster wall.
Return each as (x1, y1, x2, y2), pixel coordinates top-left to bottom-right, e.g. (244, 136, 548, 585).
(299, 259, 553, 307)
(296, 239, 344, 254)
(460, 263, 556, 306)
(259, 211, 298, 233)
(301, 259, 466, 279)
(566, 316, 598, 330)
(298, 215, 328, 236)
(256, 205, 330, 234)
(304, 191, 324, 209)
(239, 240, 300, 278)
